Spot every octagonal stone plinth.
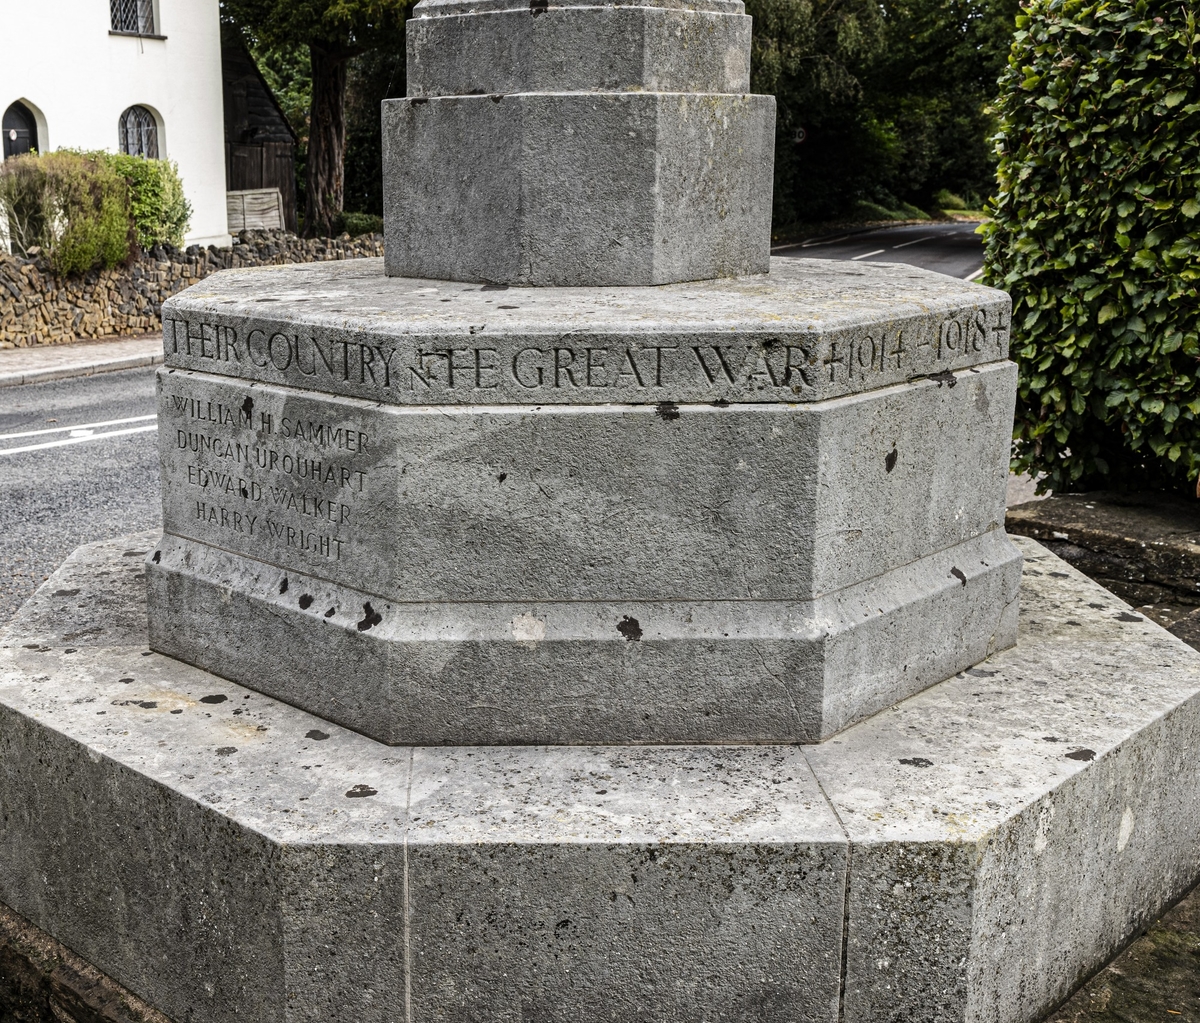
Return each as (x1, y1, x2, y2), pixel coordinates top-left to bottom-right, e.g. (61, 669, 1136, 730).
(152, 258, 1019, 745)
(3, 536, 1199, 1023)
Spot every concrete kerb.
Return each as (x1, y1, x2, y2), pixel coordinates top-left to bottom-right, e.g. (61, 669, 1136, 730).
(0, 335, 165, 388)
(0, 351, 165, 388)
(3, 532, 1200, 1022)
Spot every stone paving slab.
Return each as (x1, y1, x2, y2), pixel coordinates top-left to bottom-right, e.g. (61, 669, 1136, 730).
(0, 334, 163, 387)
(2, 533, 1200, 1022)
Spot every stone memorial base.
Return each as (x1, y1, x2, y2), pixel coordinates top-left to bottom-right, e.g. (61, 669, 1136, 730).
(152, 257, 1020, 746)
(3, 533, 1200, 1023)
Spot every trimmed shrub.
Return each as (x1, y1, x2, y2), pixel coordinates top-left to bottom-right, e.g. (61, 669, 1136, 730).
(339, 211, 382, 237)
(107, 153, 192, 250)
(983, 0, 1200, 494)
(0, 151, 130, 275)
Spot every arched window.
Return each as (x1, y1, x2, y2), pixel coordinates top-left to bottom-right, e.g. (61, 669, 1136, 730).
(119, 105, 159, 158)
(110, 0, 155, 35)
(3, 102, 37, 160)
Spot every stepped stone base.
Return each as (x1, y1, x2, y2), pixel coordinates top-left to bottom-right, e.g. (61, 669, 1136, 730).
(3, 534, 1200, 1022)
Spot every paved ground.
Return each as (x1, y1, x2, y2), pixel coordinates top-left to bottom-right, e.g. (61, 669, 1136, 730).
(774, 220, 986, 279)
(0, 367, 160, 623)
(0, 332, 163, 387)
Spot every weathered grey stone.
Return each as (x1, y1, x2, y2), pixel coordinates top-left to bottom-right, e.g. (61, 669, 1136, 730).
(1, 535, 848, 1023)
(382, 92, 775, 286)
(159, 257, 1012, 406)
(386, 0, 773, 286)
(3, 535, 1200, 1023)
(147, 528, 1020, 745)
(804, 539, 1200, 1023)
(406, 7, 752, 96)
(149, 346, 1019, 743)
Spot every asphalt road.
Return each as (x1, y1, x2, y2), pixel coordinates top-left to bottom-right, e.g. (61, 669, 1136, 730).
(0, 366, 160, 622)
(774, 220, 986, 279)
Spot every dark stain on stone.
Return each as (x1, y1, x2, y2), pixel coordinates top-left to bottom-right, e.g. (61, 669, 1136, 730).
(299, 594, 314, 610)
(554, 919, 571, 932)
(346, 784, 378, 798)
(1066, 748, 1096, 762)
(1088, 603, 1106, 609)
(216, 747, 238, 756)
(242, 396, 253, 422)
(1043, 736, 1062, 742)
(951, 566, 967, 586)
(152, 551, 161, 563)
(307, 729, 330, 740)
(53, 589, 80, 597)
(171, 709, 183, 714)
(123, 550, 146, 557)
(200, 694, 228, 705)
(481, 283, 509, 291)
(655, 401, 680, 421)
(119, 677, 133, 684)
(711, 398, 730, 407)
(63, 648, 76, 654)
(617, 615, 642, 642)
(498, 472, 507, 483)
(1067, 619, 1082, 626)
(899, 757, 933, 767)
(137, 701, 157, 709)
(1115, 611, 1143, 622)
(357, 602, 383, 631)
(324, 607, 336, 618)
(885, 447, 898, 473)
(279, 577, 289, 594)
(498, 304, 519, 309)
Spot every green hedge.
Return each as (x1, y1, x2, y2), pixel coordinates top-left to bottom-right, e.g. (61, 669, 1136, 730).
(983, 0, 1200, 494)
(107, 152, 192, 251)
(0, 150, 191, 274)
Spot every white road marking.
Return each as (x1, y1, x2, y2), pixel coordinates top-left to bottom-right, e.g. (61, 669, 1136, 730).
(0, 423, 158, 456)
(964, 267, 985, 281)
(0, 413, 156, 442)
(799, 234, 851, 248)
(892, 235, 935, 249)
(852, 249, 886, 260)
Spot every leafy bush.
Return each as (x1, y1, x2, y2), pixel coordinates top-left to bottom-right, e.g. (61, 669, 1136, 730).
(1, 150, 191, 273)
(0, 151, 131, 274)
(338, 211, 382, 236)
(935, 188, 967, 210)
(107, 153, 192, 249)
(983, 0, 1200, 494)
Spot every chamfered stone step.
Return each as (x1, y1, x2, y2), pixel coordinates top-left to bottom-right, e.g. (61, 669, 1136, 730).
(2, 534, 1199, 1022)
(151, 258, 1020, 745)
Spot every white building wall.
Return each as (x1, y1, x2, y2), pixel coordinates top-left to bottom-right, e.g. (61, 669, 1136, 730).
(0, 0, 230, 247)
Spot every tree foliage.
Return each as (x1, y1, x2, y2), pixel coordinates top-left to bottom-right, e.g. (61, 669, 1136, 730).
(983, 0, 1200, 494)
(221, 0, 408, 235)
(748, 0, 1020, 230)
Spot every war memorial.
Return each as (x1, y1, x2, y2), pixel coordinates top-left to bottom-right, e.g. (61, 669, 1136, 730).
(2, 0, 1200, 1019)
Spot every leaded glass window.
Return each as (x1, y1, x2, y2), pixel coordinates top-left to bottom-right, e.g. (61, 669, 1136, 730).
(110, 0, 155, 34)
(119, 106, 159, 159)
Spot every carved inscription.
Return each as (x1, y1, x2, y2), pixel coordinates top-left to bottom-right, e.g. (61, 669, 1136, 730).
(162, 306, 1011, 403)
(166, 391, 367, 564)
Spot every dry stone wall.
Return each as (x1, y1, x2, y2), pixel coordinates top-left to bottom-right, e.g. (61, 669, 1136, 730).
(0, 230, 384, 348)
